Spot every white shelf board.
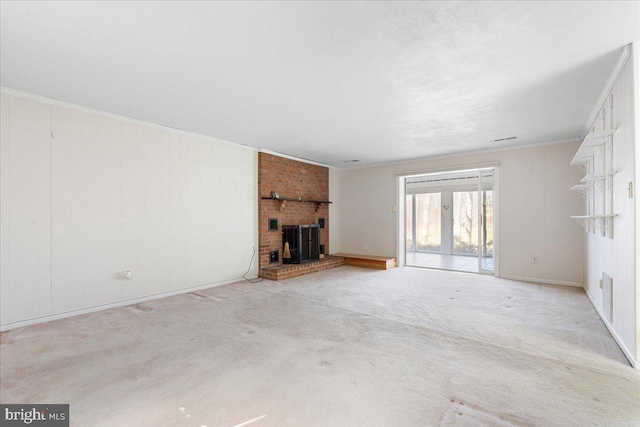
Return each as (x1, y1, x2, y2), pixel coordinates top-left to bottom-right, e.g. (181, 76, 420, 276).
(571, 129, 617, 165)
(570, 215, 617, 219)
(571, 184, 591, 191)
(580, 172, 617, 183)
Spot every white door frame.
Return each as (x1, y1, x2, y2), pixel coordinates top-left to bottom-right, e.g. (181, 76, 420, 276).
(441, 192, 453, 255)
(396, 164, 500, 278)
(477, 167, 497, 275)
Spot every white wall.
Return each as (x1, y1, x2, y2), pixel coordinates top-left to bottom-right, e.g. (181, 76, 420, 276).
(0, 92, 258, 330)
(583, 53, 637, 367)
(338, 141, 584, 287)
(634, 41, 640, 368)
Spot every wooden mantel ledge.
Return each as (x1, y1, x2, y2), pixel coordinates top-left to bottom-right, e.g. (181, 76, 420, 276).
(261, 196, 332, 212)
(333, 253, 397, 270)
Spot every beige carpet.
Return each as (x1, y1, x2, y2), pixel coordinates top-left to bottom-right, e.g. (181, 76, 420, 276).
(1, 266, 639, 426)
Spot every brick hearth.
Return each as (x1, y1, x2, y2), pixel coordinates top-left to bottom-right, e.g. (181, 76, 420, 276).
(260, 256, 344, 281)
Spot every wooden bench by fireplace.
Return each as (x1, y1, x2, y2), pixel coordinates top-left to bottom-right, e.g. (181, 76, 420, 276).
(333, 253, 397, 270)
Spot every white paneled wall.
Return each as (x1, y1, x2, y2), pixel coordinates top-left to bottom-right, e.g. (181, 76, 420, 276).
(0, 93, 258, 329)
(338, 142, 584, 287)
(584, 56, 637, 367)
(2, 96, 53, 323)
(634, 42, 640, 368)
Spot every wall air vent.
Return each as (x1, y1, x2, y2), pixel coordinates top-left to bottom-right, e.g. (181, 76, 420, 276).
(494, 136, 518, 142)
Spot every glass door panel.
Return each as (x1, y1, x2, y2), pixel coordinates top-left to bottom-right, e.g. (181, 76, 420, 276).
(406, 195, 414, 252)
(415, 193, 441, 252)
(453, 191, 479, 256)
(479, 170, 494, 273)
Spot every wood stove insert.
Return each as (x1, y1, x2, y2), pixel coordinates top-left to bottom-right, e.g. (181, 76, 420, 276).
(282, 224, 320, 264)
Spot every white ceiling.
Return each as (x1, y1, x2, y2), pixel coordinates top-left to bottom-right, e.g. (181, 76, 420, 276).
(1, 2, 639, 168)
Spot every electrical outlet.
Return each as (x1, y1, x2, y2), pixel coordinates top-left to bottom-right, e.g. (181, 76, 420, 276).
(364, 244, 368, 252)
(531, 256, 538, 264)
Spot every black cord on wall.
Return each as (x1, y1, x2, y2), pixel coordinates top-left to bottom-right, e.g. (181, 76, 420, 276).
(243, 244, 263, 283)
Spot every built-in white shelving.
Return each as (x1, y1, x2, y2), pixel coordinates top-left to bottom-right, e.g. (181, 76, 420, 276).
(571, 129, 617, 166)
(580, 172, 617, 182)
(570, 215, 618, 233)
(570, 184, 591, 198)
(570, 118, 617, 237)
(571, 184, 591, 190)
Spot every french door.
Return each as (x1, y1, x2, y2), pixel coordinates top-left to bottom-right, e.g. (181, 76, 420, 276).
(405, 168, 495, 274)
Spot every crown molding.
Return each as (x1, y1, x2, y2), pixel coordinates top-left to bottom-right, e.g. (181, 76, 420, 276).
(0, 87, 256, 152)
(581, 44, 632, 139)
(344, 137, 580, 171)
(258, 148, 332, 168)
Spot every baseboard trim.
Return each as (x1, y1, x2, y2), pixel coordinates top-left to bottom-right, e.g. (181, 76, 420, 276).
(584, 288, 637, 369)
(0, 276, 256, 332)
(499, 275, 583, 288)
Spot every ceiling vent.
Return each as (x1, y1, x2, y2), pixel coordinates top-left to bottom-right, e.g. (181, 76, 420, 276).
(494, 136, 518, 142)
(342, 159, 359, 163)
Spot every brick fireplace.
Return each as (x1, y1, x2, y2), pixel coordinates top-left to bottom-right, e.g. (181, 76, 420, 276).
(258, 152, 343, 279)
